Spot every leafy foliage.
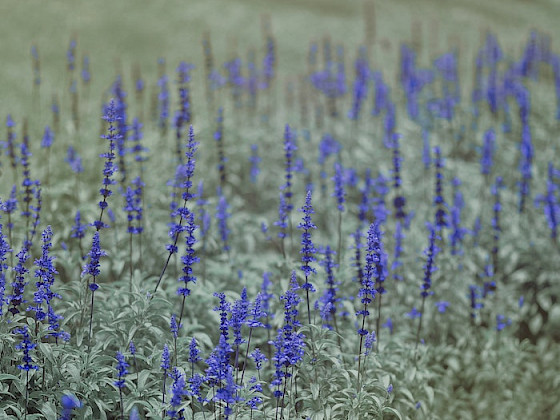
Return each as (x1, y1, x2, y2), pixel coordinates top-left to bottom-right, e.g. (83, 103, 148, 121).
(1, 4, 560, 420)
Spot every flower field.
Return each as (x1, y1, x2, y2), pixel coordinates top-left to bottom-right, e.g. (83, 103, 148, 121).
(1, 1, 560, 419)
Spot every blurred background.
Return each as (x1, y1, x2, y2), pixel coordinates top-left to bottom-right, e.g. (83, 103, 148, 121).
(1, 0, 559, 116)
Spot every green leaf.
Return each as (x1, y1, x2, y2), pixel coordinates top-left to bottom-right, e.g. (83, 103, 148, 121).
(529, 313, 543, 335)
(382, 407, 403, 420)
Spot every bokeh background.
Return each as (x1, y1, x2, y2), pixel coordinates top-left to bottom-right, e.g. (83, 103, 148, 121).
(2, 0, 560, 116)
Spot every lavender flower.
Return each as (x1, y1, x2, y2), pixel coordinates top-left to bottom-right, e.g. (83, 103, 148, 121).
(230, 287, 249, 347)
(364, 331, 376, 356)
(332, 162, 346, 212)
(14, 325, 38, 371)
(299, 190, 317, 279)
(94, 99, 120, 231)
(29, 226, 60, 323)
(263, 32, 276, 86)
(51, 95, 60, 131)
(168, 368, 187, 419)
(249, 348, 267, 371)
(348, 47, 370, 120)
(298, 190, 317, 323)
(214, 365, 239, 418)
(480, 128, 496, 175)
(205, 334, 239, 418)
(382, 317, 394, 334)
(449, 178, 468, 255)
(155, 127, 198, 295)
(391, 133, 406, 220)
(27, 184, 42, 249)
(351, 228, 364, 283)
(496, 314, 512, 331)
(318, 245, 339, 329)
(433, 146, 448, 230)
(81, 55, 90, 84)
(161, 344, 170, 371)
(160, 343, 171, 407)
(274, 192, 289, 242)
(214, 292, 231, 340)
(82, 232, 106, 283)
(114, 351, 129, 389)
(517, 88, 533, 213)
(271, 272, 304, 399)
(129, 407, 139, 420)
(205, 333, 233, 388)
(357, 223, 383, 335)
(129, 118, 147, 163)
(435, 301, 450, 313)
(20, 137, 34, 229)
(175, 61, 194, 133)
(535, 162, 560, 239)
(111, 76, 129, 182)
(318, 133, 341, 165)
(5, 115, 17, 170)
(66, 39, 76, 72)
(282, 124, 297, 213)
(71, 211, 86, 240)
(1, 185, 18, 233)
(491, 176, 505, 275)
(59, 393, 82, 420)
(421, 223, 440, 298)
(216, 195, 231, 253)
(170, 314, 180, 339)
(65, 146, 83, 174)
(422, 129, 431, 169)
(123, 186, 143, 235)
(82, 231, 106, 337)
(188, 337, 201, 366)
(224, 57, 244, 108)
(158, 71, 170, 133)
(178, 210, 198, 297)
(41, 126, 54, 148)
(214, 107, 227, 185)
(0, 225, 11, 316)
(392, 221, 404, 278)
(8, 246, 29, 315)
(372, 72, 389, 116)
(406, 307, 422, 319)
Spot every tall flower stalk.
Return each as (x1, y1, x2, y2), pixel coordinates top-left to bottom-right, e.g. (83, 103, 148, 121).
(82, 232, 106, 339)
(298, 190, 317, 324)
(271, 272, 304, 420)
(216, 194, 231, 255)
(0, 225, 11, 317)
(8, 246, 30, 316)
(491, 176, 504, 278)
(154, 125, 198, 294)
(93, 99, 120, 231)
(177, 210, 199, 328)
(14, 325, 39, 417)
(433, 146, 448, 232)
(214, 107, 227, 188)
(332, 162, 346, 263)
(281, 124, 297, 253)
(415, 223, 440, 353)
(535, 162, 560, 241)
(357, 223, 384, 384)
(114, 351, 128, 420)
